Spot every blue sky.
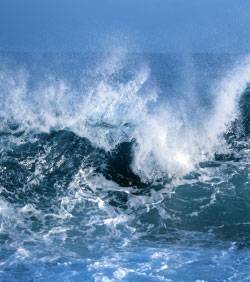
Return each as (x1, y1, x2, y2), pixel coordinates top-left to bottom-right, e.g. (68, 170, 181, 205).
(1, 0, 250, 53)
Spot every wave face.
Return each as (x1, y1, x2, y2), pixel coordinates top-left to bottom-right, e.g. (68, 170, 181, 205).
(0, 52, 249, 281)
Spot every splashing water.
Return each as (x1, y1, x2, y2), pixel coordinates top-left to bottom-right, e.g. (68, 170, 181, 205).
(0, 52, 249, 281)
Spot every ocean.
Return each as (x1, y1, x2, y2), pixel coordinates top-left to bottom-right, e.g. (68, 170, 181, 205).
(0, 51, 249, 281)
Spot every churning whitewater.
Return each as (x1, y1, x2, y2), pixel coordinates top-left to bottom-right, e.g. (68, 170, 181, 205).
(0, 52, 249, 281)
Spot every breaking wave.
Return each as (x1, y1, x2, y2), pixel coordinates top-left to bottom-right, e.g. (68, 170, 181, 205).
(0, 51, 249, 281)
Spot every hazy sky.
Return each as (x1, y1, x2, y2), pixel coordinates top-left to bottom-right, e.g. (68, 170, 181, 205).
(1, 0, 250, 53)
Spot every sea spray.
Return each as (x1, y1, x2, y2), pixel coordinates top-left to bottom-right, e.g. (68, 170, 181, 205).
(0, 52, 249, 281)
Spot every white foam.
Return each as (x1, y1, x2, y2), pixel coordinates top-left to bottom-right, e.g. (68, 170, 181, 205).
(0, 52, 249, 181)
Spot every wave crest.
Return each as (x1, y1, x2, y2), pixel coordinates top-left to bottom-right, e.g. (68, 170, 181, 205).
(0, 52, 249, 180)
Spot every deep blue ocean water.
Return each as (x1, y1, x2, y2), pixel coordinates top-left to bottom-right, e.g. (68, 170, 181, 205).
(0, 52, 249, 281)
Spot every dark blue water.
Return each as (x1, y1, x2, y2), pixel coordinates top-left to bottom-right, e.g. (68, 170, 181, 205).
(0, 52, 249, 281)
